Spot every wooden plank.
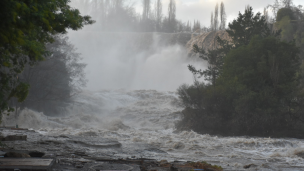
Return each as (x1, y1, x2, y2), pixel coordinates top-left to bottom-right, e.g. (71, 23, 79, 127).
(0, 158, 53, 166)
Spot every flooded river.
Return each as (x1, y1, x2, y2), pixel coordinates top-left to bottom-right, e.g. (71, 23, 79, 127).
(3, 89, 304, 170)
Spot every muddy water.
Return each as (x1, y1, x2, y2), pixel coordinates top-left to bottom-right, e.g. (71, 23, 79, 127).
(3, 90, 304, 171)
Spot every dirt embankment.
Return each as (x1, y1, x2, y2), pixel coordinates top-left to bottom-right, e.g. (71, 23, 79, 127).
(186, 30, 231, 54)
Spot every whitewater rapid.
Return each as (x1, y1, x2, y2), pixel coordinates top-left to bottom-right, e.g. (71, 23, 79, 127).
(3, 90, 304, 170)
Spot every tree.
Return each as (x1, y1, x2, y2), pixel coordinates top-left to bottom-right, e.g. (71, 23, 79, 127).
(168, 0, 176, 32)
(179, 7, 302, 137)
(142, 0, 151, 21)
(214, 3, 219, 31)
(193, 20, 201, 32)
(227, 7, 272, 47)
(16, 35, 86, 115)
(267, 0, 294, 19)
(0, 0, 94, 120)
(210, 2, 226, 31)
(219, 2, 226, 30)
(216, 36, 300, 134)
(210, 12, 214, 31)
(272, 2, 304, 59)
(189, 7, 273, 85)
(277, 7, 295, 21)
(155, 0, 163, 32)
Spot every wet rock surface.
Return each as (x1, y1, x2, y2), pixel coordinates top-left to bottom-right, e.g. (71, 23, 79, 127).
(0, 128, 223, 171)
(67, 136, 122, 148)
(0, 134, 27, 141)
(4, 152, 31, 158)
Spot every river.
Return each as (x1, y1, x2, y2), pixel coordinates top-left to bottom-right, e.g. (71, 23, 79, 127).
(3, 31, 304, 170)
(3, 89, 304, 170)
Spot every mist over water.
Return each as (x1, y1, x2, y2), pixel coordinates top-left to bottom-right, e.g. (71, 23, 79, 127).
(3, 30, 304, 170)
(4, 89, 304, 170)
(68, 30, 203, 91)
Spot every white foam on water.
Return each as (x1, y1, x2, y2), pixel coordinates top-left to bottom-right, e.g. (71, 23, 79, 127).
(3, 90, 304, 170)
(2, 31, 304, 170)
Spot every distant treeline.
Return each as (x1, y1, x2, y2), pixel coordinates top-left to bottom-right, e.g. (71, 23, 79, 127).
(72, 0, 226, 33)
(177, 0, 304, 138)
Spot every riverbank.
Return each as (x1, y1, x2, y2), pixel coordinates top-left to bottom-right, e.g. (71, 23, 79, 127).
(0, 128, 223, 171)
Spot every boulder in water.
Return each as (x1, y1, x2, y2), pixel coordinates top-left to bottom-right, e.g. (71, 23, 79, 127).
(295, 151, 304, 158)
(173, 142, 185, 149)
(29, 151, 45, 157)
(0, 134, 27, 141)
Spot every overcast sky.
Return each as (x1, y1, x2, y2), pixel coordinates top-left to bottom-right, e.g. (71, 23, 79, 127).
(132, 0, 303, 27)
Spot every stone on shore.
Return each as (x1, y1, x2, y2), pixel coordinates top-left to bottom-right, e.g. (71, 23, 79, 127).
(4, 152, 31, 158)
(0, 134, 27, 141)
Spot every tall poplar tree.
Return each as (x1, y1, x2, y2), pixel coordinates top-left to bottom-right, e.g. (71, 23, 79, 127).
(142, 0, 151, 20)
(214, 3, 219, 31)
(210, 12, 214, 31)
(155, 0, 163, 31)
(168, 0, 176, 32)
(220, 2, 226, 30)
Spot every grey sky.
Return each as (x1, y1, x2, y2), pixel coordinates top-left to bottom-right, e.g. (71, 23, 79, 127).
(133, 0, 303, 27)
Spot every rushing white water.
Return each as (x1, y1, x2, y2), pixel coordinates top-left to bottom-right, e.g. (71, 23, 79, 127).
(2, 31, 304, 170)
(3, 90, 304, 170)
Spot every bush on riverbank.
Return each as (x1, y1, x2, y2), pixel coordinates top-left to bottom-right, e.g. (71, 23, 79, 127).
(177, 5, 304, 138)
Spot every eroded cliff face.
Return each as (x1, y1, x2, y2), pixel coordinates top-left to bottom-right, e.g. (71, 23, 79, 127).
(186, 30, 231, 54)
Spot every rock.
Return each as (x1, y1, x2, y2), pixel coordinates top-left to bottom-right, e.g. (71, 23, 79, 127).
(29, 151, 45, 157)
(38, 139, 64, 145)
(42, 153, 56, 158)
(145, 148, 167, 153)
(160, 160, 168, 164)
(170, 165, 179, 171)
(74, 150, 87, 156)
(0, 135, 27, 141)
(59, 134, 70, 138)
(75, 163, 84, 168)
(173, 142, 185, 149)
(295, 152, 304, 158)
(78, 131, 98, 137)
(159, 160, 170, 167)
(0, 158, 54, 171)
(0, 151, 6, 156)
(68, 136, 121, 148)
(4, 152, 31, 158)
(243, 164, 256, 169)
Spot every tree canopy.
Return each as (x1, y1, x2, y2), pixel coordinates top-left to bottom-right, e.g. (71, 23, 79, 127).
(0, 0, 94, 119)
(178, 6, 304, 137)
(189, 7, 274, 85)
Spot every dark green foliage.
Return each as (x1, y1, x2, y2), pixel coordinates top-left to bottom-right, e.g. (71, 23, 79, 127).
(178, 6, 304, 138)
(217, 36, 300, 135)
(188, 45, 224, 85)
(14, 35, 87, 115)
(275, 5, 304, 58)
(9, 83, 29, 103)
(277, 8, 295, 21)
(227, 7, 272, 47)
(189, 7, 274, 85)
(0, 0, 94, 120)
